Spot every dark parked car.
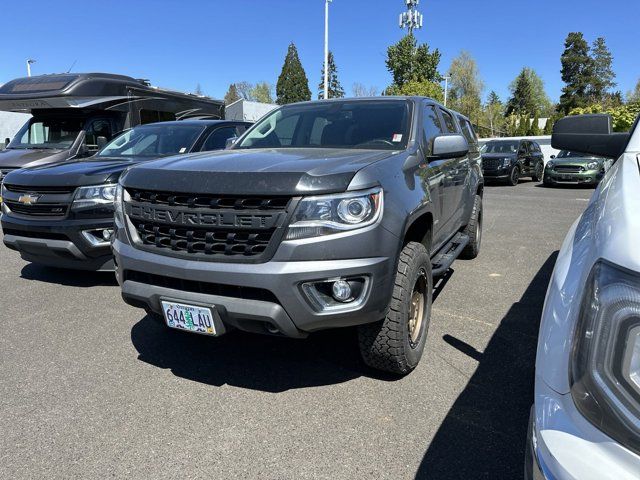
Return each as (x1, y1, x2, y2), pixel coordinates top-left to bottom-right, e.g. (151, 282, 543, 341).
(112, 97, 484, 374)
(481, 139, 545, 185)
(1, 120, 250, 271)
(543, 150, 608, 187)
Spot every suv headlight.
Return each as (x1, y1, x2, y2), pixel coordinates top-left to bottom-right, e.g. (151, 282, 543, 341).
(571, 260, 640, 455)
(502, 158, 512, 167)
(586, 161, 600, 170)
(72, 184, 117, 210)
(546, 161, 555, 169)
(285, 188, 383, 240)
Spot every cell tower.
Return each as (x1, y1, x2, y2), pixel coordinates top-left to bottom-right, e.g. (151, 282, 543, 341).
(399, 0, 424, 33)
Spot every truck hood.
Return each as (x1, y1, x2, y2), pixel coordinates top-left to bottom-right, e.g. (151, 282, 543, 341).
(2, 157, 141, 187)
(0, 147, 68, 170)
(122, 148, 398, 195)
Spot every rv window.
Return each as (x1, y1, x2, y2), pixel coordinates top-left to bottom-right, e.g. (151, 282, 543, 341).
(8, 118, 83, 150)
(140, 110, 176, 124)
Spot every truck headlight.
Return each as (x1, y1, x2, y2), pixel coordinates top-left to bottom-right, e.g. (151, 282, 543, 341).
(72, 184, 117, 210)
(571, 260, 640, 456)
(285, 188, 383, 240)
(586, 161, 600, 170)
(114, 183, 124, 223)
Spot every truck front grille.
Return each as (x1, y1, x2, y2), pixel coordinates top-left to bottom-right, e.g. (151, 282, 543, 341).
(125, 189, 294, 263)
(4, 200, 68, 217)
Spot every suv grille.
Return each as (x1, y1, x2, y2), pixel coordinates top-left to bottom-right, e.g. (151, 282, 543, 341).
(125, 189, 294, 262)
(4, 201, 68, 217)
(482, 158, 502, 170)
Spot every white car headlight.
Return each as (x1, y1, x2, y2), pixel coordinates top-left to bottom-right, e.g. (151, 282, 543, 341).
(502, 158, 512, 167)
(571, 260, 640, 456)
(72, 184, 117, 210)
(285, 188, 383, 240)
(546, 161, 554, 169)
(586, 161, 600, 170)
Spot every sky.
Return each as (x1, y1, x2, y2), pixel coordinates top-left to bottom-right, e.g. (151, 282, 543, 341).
(1, 0, 638, 104)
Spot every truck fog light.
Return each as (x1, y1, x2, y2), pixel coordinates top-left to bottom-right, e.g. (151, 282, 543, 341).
(103, 229, 114, 241)
(332, 280, 352, 302)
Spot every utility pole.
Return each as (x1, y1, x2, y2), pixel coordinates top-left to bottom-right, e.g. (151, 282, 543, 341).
(443, 75, 450, 107)
(323, 0, 332, 100)
(399, 0, 423, 34)
(26, 59, 36, 77)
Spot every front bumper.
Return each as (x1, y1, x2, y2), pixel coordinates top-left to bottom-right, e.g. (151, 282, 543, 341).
(113, 225, 398, 337)
(482, 166, 511, 179)
(544, 169, 603, 185)
(1, 213, 114, 271)
(526, 379, 640, 479)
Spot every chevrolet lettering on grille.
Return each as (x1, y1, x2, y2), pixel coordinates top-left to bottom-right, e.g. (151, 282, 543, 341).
(127, 204, 282, 229)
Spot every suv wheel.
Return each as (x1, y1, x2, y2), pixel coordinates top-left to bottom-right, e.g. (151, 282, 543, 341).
(460, 195, 482, 259)
(531, 162, 544, 182)
(543, 173, 553, 187)
(358, 242, 432, 375)
(508, 166, 520, 186)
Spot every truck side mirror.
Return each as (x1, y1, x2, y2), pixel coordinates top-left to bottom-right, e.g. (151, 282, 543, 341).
(552, 114, 630, 159)
(431, 134, 469, 159)
(4, 138, 9, 146)
(550, 155, 556, 159)
(225, 136, 238, 149)
(96, 136, 108, 150)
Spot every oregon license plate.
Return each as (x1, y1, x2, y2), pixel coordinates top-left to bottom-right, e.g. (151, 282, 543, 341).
(161, 301, 216, 335)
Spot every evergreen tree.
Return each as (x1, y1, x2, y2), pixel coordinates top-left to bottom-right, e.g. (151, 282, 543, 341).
(589, 37, 616, 103)
(506, 68, 536, 115)
(385, 33, 441, 92)
(517, 114, 529, 136)
(559, 32, 593, 114)
(543, 117, 554, 135)
(528, 112, 541, 136)
(276, 43, 311, 105)
(318, 51, 345, 99)
(507, 68, 552, 116)
(484, 91, 505, 136)
(224, 84, 240, 105)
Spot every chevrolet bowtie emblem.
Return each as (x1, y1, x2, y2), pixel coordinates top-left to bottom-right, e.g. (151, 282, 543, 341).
(18, 194, 41, 205)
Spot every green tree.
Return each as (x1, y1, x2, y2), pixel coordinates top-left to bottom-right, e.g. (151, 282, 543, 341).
(516, 114, 529, 136)
(446, 51, 484, 122)
(484, 91, 505, 137)
(543, 117, 555, 135)
(318, 51, 345, 99)
(559, 32, 593, 114)
(251, 82, 275, 104)
(385, 33, 441, 92)
(507, 68, 552, 116)
(589, 37, 616, 103)
(276, 43, 311, 105)
(570, 103, 640, 132)
(387, 80, 443, 102)
(223, 84, 240, 105)
(626, 79, 640, 103)
(528, 112, 541, 136)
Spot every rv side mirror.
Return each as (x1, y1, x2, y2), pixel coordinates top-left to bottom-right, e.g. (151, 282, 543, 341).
(552, 114, 630, 159)
(430, 134, 469, 159)
(96, 136, 108, 150)
(225, 136, 238, 149)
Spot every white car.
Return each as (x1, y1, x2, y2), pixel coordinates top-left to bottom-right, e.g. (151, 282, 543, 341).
(527, 114, 640, 479)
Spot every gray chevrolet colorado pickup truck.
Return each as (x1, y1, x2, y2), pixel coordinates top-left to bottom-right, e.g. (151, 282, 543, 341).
(113, 97, 483, 374)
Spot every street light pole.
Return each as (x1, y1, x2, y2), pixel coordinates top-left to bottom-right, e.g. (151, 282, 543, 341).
(324, 0, 332, 100)
(443, 75, 451, 107)
(26, 59, 36, 77)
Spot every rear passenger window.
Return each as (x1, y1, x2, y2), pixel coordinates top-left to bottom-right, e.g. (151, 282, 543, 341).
(439, 109, 458, 133)
(422, 106, 443, 151)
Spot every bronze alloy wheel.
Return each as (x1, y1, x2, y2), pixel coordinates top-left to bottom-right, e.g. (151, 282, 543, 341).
(408, 268, 428, 346)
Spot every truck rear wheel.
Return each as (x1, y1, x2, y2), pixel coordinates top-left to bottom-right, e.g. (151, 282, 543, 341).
(358, 242, 432, 375)
(460, 195, 482, 259)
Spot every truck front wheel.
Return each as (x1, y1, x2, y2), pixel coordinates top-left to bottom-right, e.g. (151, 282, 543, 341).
(358, 242, 432, 375)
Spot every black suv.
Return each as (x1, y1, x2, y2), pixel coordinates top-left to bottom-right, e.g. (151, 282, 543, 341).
(1, 120, 250, 270)
(481, 139, 544, 185)
(112, 97, 483, 374)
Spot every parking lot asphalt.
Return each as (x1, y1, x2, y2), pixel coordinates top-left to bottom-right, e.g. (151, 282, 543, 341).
(0, 180, 593, 480)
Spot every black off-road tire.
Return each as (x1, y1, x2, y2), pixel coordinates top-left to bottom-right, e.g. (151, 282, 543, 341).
(543, 174, 553, 187)
(358, 242, 432, 375)
(460, 195, 482, 260)
(531, 162, 544, 182)
(508, 166, 520, 186)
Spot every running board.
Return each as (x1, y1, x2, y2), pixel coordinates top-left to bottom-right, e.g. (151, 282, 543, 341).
(431, 232, 469, 277)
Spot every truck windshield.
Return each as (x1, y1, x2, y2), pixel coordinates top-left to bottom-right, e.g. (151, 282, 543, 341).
(8, 117, 84, 150)
(481, 140, 519, 154)
(96, 124, 205, 158)
(236, 100, 411, 150)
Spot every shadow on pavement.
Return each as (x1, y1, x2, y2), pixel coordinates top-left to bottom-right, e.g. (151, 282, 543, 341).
(415, 252, 558, 479)
(130, 315, 393, 392)
(20, 262, 118, 287)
